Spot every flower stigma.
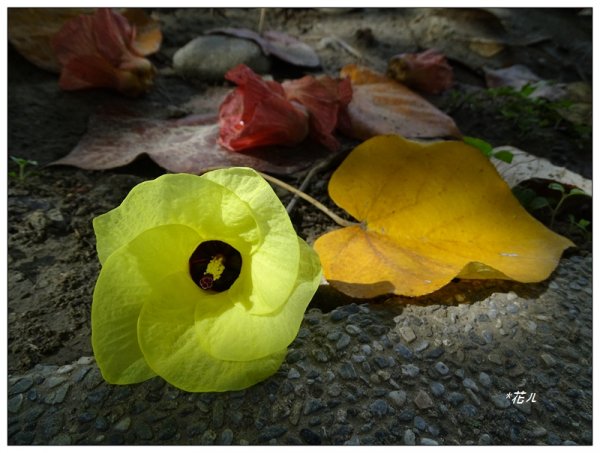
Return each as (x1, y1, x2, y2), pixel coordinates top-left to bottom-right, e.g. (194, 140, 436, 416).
(189, 240, 242, 292)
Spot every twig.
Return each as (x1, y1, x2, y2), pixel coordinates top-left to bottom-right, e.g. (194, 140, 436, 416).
(258, 172, 356, 228)
(257, 8, 266, 34)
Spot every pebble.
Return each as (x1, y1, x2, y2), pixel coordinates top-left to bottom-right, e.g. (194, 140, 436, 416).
(404, 429, 416, 445)
(258, 425, 287, 443)
(420, 438, 439, 445)
(540, 353, 557, 367)
(339, 362, 357, 380)
(430, 382, 445, 397)
(288, 368, 301, 379)
(369, 399, 390, 417)
(478, 372, 492, 388)
(434, 361, 449, 376)
(395, 344, 413, 360)
(8, 394, 24, 413)
(447, 392, 465, 406)
(413, 339, 429, 352)
(9, 377, 33, 395)
(173, 35, 270, 81)
(114, 417, 131, 432)
(478, 433, 492, 445)
(401, 364, 420, 378)
(388, 390, 406, 407)
(414, 390, 434, 409)
(491, 394, 511, 409)
(398, 326, 416, 343)
(460, 403, 478, 417)
(336, 334, 351, 350)
(300, 428, 322, 445)
(413, 416, 427, 431)
(463, 378, 479, 392)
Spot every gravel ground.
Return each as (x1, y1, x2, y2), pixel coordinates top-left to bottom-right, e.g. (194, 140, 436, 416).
(8, 251, 592, 445)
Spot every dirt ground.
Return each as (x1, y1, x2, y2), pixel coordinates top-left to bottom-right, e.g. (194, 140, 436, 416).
(7, 8, 592, 375)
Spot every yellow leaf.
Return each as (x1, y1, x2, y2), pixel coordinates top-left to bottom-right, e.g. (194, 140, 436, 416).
(340, 64, 461, 140)
(314, 135, 574, 298)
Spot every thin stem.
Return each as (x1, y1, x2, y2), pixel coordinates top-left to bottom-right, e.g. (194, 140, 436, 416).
(258, 172, 357, 228)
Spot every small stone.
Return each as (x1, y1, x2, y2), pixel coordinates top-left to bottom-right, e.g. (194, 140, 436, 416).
(414, 390, 434, 409)
(336, 334, 351, 350)
(9, 377, 33, 395)
(56, 364, 75, 375)
(413, 339, 429, 352)
(8, 394, 24, 413)
(174, 35, 270, 82)
(531, 426, 547, 438)
(398, 409, 415, 422)
(401, 364, 420, 378)
(546, 432, 562, 445)
(414, 416, 427, 431)
(395, 344, 413, 360)
(430, 382, 445, 397)
(426, 346, 444, 359)
(220, 428, 233, 445)
(77, 356, 95, 365)
(420, 438, 439, 446)
(404, 429, 416, 445)
(114, 417, 131, 432)
(460, 403, 478, 417)
(339, 362, 357, 380)
(482, 330, 493, 344)
(446, 392, 465, 406)
(434, 361, 449, 376)
(388, 390, 407, 407)
(330, 309, 349, 321)
(488, 352, 504, 365)
(258, 425, 287, 443)
(491, 394, 511, 409)
(478, 372, 492, 388)
(478, 433, 492, 445)
(300, 428, 322, 445)
(45, 376, 67, 389)
(288, 368, 301, 379)
(398, 326, 416, 343)
(369, 399, 390, 417)
(40, 413, 64, 440)
(49, 433, 72, 445)
(345, 324, 362, 335)
(463, 378, 479, 392)
(540, 353, 557, 367)
(312, 349, 329, 363)
(45, 383, 70, 405)
(303, 398, 326, 415)
(506, 303, 519, 314)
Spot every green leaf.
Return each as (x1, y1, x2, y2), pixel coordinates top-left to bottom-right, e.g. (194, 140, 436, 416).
(548, 182, 565, 193)
(463, 136, 493, 157)
(492, 150, 514, 164)
(529, 196, 551, 211)
(568, 187, 587, 197)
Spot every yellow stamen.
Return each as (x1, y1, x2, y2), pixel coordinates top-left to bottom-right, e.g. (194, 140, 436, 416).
(205, 255, 225, 281)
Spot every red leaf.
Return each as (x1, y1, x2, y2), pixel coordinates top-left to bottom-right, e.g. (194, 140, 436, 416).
(218, 64, 309, 151)
(282, 75, 352, 151)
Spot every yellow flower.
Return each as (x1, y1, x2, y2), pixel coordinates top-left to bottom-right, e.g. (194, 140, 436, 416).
(92, 168, 321, 392)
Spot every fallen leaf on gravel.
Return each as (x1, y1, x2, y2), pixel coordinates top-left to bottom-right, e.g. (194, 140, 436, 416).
(8, 8, 161, 74)
(51, 8, 160, 96)
(314, 135, 573, 298)
(492, 146, 592, 195)
(208, 28, 320, 67)
(51, 97, 337, 175)
(387, 48, 453, 94)
(8, 8, 93, 72)
(340, 64, 461, 140)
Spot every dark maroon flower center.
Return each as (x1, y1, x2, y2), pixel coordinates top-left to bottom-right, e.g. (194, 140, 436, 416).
(189, 240, 242, 292)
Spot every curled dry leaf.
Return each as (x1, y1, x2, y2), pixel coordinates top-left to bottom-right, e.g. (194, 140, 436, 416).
(208, 28, 320, 67)
(387, 48, 453, 94)
(51, 89, 339, 176)
(492, 146, 592, 195)
(340, 64, 461, 140)
(314, 135, 573, 298)
(51, 8, 161, 96)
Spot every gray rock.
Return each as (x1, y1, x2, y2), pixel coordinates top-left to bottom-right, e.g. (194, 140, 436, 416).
(491, 394, 511, 409)
(173, 35, 270, 82)
(114, 417, 131, 432)
(478, 372, 492, 388)
(8, 393, 24, 413)
(369, 399, 390, 417)
(540, 353, 557, 367)
(9, 377, 33, 395)
(463, 378, 479, 392)
(398, 326, 416, 343)
(388, 390, 407, 407)
(401, 364, 420, 378)
(336, 334, 351, 350)
(420, 438, 439, 445)
(479, 433, 492, 445)
(434, 361, 449, 376)
(404, 429, 416, 445)
(430, 382, 445, 397)
(414, 390, 434, 409)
